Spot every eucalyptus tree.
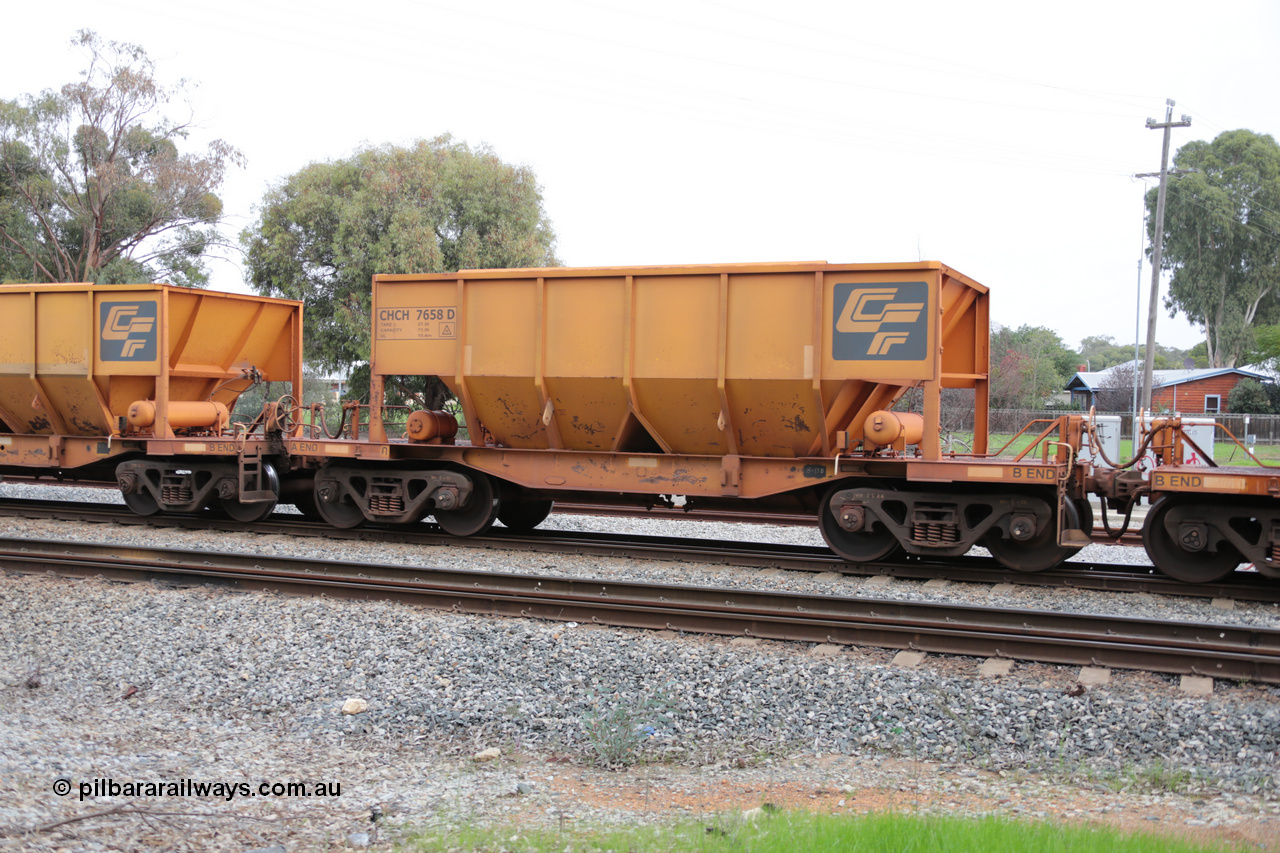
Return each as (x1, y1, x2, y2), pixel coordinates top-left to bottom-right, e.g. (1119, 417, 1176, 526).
(0, 30, 243, 286)
(242, 135, 558, 405)
(1151, 129, 1280, 367)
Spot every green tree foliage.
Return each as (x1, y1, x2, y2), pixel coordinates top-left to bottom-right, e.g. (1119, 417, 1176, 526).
(1077, 335, 1130, 371)
(1247, 323, 1280, 374)
(1185, 341, 1211, 369)
(1151, 129, 1280, 368)
(0, 31, 242, 286)
(241, 135, 559, 406)
(1227, 377, 1275, 414)
(989, 324, 1077, 409)
(1076, 335, 1191, 371)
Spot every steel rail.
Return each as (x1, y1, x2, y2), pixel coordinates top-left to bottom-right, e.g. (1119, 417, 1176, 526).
(554, 502, 1148, 546)
(0, 496, 1275, 602)
(3, 537, 1278, 683)
(554, 502, 819, 527)
(0, 479, 1143, 540)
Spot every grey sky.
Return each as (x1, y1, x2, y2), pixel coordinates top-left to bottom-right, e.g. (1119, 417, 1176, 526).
(6, 0, 1278, 351)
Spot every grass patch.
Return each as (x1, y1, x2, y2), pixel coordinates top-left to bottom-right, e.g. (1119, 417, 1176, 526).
(402, 810, 1236, 853)
(1095, 761, 1195, 795)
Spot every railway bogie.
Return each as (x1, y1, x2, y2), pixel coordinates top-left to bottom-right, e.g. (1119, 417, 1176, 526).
(312, 463, 479, 528)
(1139, 492, 1280, 582)
(820, 479, 1087, 572)
(115, 456, 281, 522)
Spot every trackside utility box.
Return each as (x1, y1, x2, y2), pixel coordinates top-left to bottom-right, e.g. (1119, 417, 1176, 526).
(0, 283, 302, 439)
(372, 262, 989, 460)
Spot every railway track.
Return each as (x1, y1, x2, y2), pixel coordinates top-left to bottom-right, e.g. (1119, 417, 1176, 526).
(555, 501, 1149, 547)
(4, 536, 1277, 684)
(0, 496, 1276, 603)
(0, 478, 1147, 542)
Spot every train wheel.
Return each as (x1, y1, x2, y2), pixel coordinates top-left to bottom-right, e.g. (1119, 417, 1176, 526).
(434, 473, 500, 537)
(122, 489, 161, 517)
(818, 481, 902, 563)
(498, 497, 554, 532)
(1074, 498, 1095, 537)
(314, 480, 367, 529)
(219, 463, 280, 523)
(281, 474, 324, 521)
(289, 489, 323, 521)
(1142, 496, 1242, 583)
(985, 499, 1080, 573)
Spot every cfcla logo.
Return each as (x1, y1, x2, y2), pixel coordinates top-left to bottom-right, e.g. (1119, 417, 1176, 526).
(831, 282, 928, 361)
(835, 288, 925, 355)
(100, 301, 158, 361)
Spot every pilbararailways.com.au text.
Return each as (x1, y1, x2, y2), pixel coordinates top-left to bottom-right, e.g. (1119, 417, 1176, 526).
(54, 778, 342, 802)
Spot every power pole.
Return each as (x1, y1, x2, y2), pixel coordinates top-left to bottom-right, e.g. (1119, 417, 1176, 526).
(1135, 99, 1192, 411)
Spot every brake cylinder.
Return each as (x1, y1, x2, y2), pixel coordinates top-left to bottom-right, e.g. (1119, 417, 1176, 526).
(862, 410, 924, 448)
(405, 410, 460, 442)
(126, 400, 230, 430)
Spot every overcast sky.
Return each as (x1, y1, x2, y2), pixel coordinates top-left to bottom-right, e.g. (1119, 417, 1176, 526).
(6, 0, 1279, 352)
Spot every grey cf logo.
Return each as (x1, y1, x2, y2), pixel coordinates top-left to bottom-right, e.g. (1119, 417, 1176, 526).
(100, 302, 157, 361)
(831, 282, 928, 361)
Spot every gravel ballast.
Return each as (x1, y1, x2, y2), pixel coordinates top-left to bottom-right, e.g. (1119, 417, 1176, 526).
(2, 483, 1279, 850)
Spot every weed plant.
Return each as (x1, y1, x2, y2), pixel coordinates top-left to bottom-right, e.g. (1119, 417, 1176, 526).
(580, 686, 672, 768)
